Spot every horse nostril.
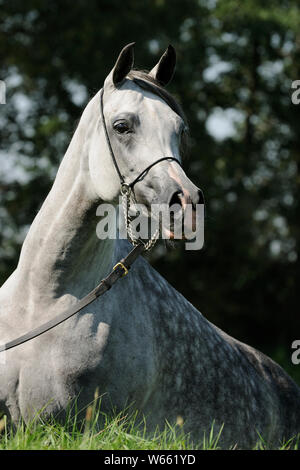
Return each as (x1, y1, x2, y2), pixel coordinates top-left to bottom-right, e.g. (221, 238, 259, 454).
(169, 190, 183, 210)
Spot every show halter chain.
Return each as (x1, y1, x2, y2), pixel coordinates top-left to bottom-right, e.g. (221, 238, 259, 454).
(0, 84, 184, 353)
(120, 183, 159, 251)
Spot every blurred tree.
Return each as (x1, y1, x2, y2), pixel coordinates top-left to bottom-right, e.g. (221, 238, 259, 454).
(0, 0, 299, 381)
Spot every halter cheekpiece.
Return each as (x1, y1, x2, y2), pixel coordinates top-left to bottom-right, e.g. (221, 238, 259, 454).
(99, 87, 182, 250)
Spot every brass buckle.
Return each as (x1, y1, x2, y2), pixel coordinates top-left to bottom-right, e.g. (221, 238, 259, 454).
(113, 262, 128, 277)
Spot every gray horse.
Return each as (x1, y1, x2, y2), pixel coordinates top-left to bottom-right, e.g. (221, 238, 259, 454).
(0, 43, 299, 449)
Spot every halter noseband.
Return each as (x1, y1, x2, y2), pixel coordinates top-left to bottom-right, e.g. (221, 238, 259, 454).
(99, 87, 182, 249)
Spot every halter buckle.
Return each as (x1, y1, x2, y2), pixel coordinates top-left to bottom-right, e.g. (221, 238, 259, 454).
(113, 262, 129, 277)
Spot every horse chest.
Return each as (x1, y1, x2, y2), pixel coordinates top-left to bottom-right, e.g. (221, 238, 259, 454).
(9, 308, 156, 420)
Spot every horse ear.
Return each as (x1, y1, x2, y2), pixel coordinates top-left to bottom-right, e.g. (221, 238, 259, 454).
(149, 45, 176, 87)
(107, 43, 135, 88)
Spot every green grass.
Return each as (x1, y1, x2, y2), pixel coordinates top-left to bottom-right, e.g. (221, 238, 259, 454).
(0, 411, 200, 451)
(0, 401, 299, 450)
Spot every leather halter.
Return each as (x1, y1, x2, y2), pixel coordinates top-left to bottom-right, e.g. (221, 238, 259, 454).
(99, 86, 183, 249)
(99, 88, 182, 193)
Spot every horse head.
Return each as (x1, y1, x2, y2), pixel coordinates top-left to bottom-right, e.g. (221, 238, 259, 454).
(89, 43, 204, 244)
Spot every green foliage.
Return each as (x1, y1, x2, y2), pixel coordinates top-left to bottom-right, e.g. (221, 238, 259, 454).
(0, 1, 300, 384)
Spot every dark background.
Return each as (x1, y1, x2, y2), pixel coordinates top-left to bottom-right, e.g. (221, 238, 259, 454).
(1, 0, 299, 383)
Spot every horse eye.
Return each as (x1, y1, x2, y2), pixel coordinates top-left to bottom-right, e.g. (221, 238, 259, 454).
(113, 121, 130, 134)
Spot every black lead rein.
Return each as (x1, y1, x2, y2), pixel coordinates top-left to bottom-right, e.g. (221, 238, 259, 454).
(0, 85, 183, 353)
(0, 243, 144, 353)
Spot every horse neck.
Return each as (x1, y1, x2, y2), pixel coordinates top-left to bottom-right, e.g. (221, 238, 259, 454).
(15, 92, 116, 305)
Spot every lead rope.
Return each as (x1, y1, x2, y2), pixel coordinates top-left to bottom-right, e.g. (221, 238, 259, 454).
(121, 183, 159, 251)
